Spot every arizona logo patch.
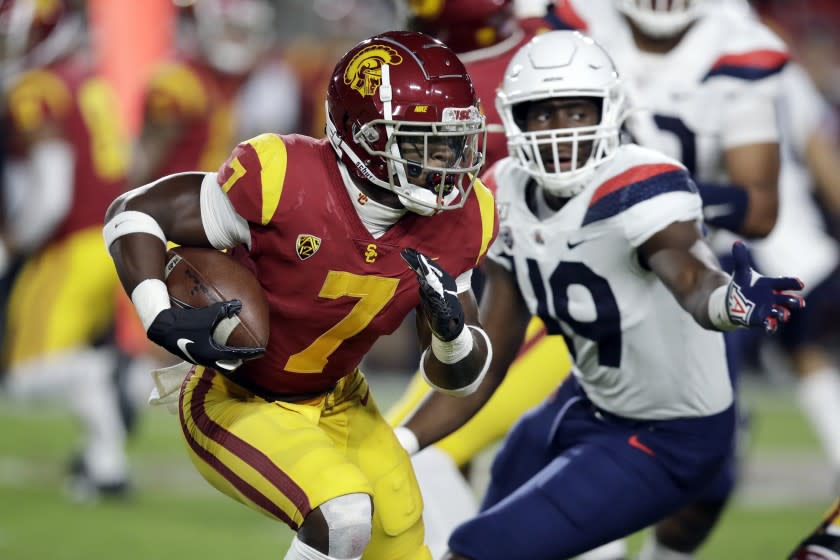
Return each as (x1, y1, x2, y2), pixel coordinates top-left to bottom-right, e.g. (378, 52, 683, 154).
(296, 234, 322, 261)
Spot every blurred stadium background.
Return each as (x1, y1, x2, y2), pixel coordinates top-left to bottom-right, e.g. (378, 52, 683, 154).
(2, 0, 840, 558)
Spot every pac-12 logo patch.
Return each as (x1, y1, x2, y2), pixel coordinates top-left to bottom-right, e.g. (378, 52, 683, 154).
(344, 45, 404, 98)
(296, 234, 322, 261)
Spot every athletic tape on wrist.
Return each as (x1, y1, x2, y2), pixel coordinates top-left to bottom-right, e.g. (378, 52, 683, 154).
(394, 426, 420, 455)
(708, 283, 739, 331)
(431, 325, 473, 364)
(131, 279, 171, 331)
(421, 326, 492, 397)
(103, 210, 167, 252)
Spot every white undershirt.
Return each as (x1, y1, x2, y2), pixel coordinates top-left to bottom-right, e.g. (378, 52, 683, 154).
(336, 160, 406, 239)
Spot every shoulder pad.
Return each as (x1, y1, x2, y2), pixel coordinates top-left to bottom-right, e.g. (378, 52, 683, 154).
(7, 69, 73, 132)
(546, 0, 589, 31)
(218, 133, 290, 226)
(145, 62, 208, 121)
(583, 155, 694, 226)
(471, 177, 499, 265)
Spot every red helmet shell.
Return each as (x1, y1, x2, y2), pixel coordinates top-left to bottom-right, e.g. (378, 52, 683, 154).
(406, 0, 516, 53)
(327, 30, 480, 187)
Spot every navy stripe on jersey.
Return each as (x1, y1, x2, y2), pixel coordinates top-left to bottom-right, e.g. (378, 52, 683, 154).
(702, 50, 788, 82)
(582, 166, 696, 226)
(545, 2, 587, 31)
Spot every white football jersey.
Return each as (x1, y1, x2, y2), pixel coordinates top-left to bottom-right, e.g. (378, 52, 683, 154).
(751, 63, 840, 290)
(487, 145, 733, 419)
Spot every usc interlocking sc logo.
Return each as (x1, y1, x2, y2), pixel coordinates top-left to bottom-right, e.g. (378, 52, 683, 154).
(364, 243, 378, 263)
(344, 45, 404, 98)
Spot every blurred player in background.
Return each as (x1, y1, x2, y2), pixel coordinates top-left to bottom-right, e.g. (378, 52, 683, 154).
(397, 30, 804, 559)
(104, 30, 496, 560)
(790, 499, 840, 559)
(750, 58, 840, 482)
(0, 0, 131, 499)
(544, 0, 789, 557)
(118, 0, 303, 415)
(131, 0, 301, 185)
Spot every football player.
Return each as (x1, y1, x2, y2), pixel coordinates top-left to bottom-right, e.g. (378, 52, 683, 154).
(386, 3, 584, 557)
(130, 0, 300, 185)
(395, 30, 805, 559)
(789, 499, 840, 560)
(0, 0, 131, 498)
(545, 1, 790, 557)
(104, 31, 496, 560)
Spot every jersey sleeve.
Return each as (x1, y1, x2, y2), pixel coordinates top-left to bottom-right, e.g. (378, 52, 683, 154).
(619, 167, 703, 247)
(216, 133, 290, 228)
(143, 62, 208, 125)
(6, 69, 73, 133)
(711, 25, 789, 148)
(780, 63, 833, 160)
(470, 176, 500, 267)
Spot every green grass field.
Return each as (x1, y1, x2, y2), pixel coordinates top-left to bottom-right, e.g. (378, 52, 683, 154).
(0, 375, 831, 559)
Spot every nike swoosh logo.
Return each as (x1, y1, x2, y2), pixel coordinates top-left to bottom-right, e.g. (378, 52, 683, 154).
(177, 338, 197, 364)
(566, 239, 586, 250)
(628, 434, 655, 456)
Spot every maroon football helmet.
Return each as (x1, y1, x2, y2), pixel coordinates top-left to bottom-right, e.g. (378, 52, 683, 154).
(326, 30, 486, 215)
(405, 0, 516, 54)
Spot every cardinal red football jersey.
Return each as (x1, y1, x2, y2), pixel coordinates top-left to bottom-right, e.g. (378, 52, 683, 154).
(6, 56, 127, 243)
(217, 133, 498, 396)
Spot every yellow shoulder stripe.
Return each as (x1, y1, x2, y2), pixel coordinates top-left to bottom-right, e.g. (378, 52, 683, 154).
(472, 177, 496, 265)
(249, 133, 289, 225)
(8, 70, 72, 131)
(148, 62, 207, 116)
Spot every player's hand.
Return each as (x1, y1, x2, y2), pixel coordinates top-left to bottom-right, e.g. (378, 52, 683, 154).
(727, 242, 805, 333)
(146, 300, 266, 370)
(401, 247, 465, 341)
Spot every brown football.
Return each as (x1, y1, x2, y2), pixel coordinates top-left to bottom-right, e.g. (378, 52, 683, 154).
(164, 247, 269, 352)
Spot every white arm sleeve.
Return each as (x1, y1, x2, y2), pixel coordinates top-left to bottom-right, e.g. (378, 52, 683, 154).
(7, 139, 75, 253)
(722, 83, 781, 148)
(455, 269, 472, 293)
(199, 172, 251, 250)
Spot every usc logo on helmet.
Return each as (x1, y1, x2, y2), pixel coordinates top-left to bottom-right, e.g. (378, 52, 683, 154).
(344, 45, 403, 98)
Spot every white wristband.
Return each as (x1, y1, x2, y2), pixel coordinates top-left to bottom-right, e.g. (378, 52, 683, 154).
(394, 426, 419, 455)
(430, 325, 474, 364)
(131, 279, 171, 331)
(708, 284, 739, 331)
(421, 326, 492, 398)
(103, 210, 167, 252)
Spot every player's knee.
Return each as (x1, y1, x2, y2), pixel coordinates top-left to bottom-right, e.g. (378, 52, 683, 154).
(655, 500, 726, 552)
(298, 493, 373, 559)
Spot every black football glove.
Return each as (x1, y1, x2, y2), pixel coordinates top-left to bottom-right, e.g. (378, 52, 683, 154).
(147, 300, 265, 371)
(401, 247, 465, 342)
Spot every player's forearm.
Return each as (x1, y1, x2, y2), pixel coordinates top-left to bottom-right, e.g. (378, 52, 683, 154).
(402, 360, 504, 451)
(648, 240, 730, 330)
(421, 325, 491, 396)
(740, 180, 778, 238)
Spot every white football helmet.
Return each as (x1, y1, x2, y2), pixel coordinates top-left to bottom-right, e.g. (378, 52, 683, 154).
(616, 0, 706, 38)
(497, 31, 627, 197)
(193, 0, 275, 75)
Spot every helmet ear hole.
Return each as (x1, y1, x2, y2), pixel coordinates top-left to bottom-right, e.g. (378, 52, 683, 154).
(511, 102, 531, 131)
